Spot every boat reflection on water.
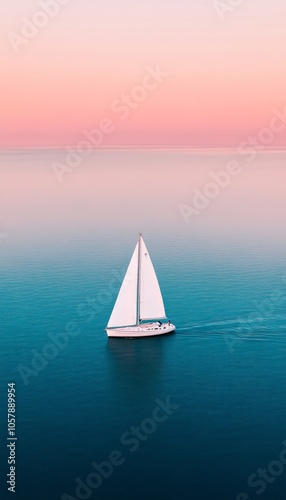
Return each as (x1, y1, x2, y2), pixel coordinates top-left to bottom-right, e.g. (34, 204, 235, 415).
(106, 334, 174, 397)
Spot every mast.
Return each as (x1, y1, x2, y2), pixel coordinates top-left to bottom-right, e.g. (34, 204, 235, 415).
(136, 233, 142, 325)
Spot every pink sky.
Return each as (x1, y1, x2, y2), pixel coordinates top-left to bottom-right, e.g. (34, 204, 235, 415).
(1, 1, 286, 148)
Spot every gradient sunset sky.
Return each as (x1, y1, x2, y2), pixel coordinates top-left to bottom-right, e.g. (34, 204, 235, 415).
(1, 0, 286, 148)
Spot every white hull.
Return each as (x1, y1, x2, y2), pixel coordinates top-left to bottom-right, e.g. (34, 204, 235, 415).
(106, 322, 175, 338)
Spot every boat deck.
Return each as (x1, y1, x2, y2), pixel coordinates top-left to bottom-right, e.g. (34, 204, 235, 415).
(106, 322, 175, 338)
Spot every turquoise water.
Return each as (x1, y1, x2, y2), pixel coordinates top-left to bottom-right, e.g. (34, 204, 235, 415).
(0, 151, 286, 499)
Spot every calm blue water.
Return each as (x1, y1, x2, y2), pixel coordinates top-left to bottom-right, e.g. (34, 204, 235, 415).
(0, 151, 286, 499)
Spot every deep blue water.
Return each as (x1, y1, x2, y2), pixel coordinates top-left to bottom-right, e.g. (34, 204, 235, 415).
(0, 152, 286, 500)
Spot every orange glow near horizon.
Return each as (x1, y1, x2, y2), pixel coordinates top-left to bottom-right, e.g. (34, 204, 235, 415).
(1, 1, 286, 148)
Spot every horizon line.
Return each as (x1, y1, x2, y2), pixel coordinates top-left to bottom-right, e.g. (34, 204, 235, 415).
(1, 145, 286, 153)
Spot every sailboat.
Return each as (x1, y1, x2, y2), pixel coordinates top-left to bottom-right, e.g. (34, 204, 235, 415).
(105, 234, 175, 338)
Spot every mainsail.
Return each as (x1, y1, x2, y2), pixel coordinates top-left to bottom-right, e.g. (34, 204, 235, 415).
(107, 235, 166, 328)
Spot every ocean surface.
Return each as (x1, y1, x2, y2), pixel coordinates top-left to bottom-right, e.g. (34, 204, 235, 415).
(0, 150, 286, 500)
